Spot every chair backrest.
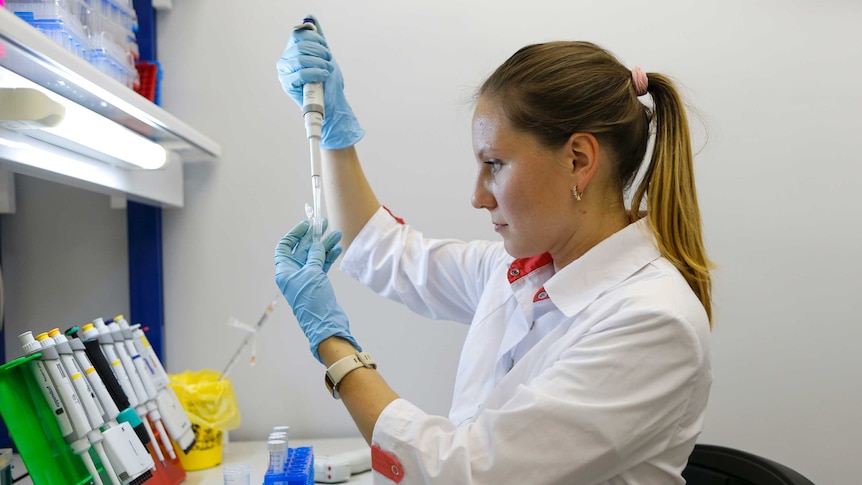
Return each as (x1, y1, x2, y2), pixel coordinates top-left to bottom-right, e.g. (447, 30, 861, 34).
(682, 444, 815, 485)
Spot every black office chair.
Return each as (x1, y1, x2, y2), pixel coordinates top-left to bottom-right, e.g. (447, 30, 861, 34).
(683, 444, 815, 485)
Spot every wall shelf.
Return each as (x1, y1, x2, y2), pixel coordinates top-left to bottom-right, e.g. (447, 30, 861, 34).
(0, 7, 220, 208)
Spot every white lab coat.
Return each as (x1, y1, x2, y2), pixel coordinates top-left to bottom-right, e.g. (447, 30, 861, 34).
(340, 207, 712, 485)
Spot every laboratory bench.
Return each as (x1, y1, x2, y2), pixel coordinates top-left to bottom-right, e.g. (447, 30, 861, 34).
(185, 437, 373, 484)
(9, 437, 373, 485)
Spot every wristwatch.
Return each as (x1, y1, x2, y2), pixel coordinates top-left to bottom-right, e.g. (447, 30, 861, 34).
(324, 352, 376, 399)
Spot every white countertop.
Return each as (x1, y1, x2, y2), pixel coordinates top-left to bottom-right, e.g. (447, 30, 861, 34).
(10, 437, 373, 485)
(185, 437, 373, 484)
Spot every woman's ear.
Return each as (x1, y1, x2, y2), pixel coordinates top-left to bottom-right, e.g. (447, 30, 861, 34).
(568, 132, 601, 192)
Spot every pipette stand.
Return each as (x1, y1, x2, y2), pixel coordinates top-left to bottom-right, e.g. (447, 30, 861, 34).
(0, 355, 94, 485)
(146, 418, 186, 485)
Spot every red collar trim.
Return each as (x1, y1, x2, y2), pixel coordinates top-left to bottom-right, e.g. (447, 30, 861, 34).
(382, 205, 405, 225)
(533, 286, 550, 302)
(507, 253, 553, 284)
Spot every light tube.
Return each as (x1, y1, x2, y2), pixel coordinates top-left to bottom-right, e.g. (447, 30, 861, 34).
(39, 97, 167, 169)
(0, 83, 167, 170)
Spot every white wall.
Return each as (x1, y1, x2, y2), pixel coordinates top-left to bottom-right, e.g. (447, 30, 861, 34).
(3, 0, 859, 482)
(2, 175, 130, 358)
(153, 1, 862, 481)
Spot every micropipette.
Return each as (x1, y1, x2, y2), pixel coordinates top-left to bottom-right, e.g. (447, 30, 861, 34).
(26, 331, 106, 485)
(295, 16, 325, 242)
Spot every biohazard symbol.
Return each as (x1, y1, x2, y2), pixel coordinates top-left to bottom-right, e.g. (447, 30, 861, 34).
(190, 423, 223, 451)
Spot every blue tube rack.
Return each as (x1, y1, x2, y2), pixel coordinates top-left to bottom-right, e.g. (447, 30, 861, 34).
(263, 446, 314, 485)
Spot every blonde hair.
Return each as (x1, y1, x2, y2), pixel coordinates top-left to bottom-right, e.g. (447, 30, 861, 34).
(479, 41, 713, 325)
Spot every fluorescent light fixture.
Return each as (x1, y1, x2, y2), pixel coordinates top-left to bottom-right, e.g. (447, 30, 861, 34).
(0, 86, 167, 170)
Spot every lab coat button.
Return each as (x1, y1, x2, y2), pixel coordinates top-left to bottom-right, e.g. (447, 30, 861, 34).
(533, 286, 549, 302)
(510, 268, 520, 276)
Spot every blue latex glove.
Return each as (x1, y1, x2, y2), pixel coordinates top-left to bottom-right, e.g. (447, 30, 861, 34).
(274, 219, 359, 363)
(280, 218, 344, 272)
(276, 15, 365, 150)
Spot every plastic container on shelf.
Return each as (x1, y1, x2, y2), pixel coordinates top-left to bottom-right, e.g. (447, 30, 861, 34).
(135, 60, 160, 103)
(68, 0, 92, 36)
(6, 0, 69, 21)
(7, 1, 89, 57)
(94, 30, 138, 86)
(6, 0, 142, 89)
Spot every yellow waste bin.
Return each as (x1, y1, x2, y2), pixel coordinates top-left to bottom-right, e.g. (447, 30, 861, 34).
(169, 369, 241, 471)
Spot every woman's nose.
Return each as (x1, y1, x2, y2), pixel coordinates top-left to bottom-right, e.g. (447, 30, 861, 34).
(472, 178, 495, 210)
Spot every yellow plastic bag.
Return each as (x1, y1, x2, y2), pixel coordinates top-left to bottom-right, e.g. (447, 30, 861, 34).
(168, 369, 241, 470)
(169, 369, 241, 430)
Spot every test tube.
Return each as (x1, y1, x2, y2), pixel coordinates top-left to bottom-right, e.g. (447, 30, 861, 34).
(271, 425, 290, 449)
(267, 439, 287, 475)
(268, 432, 287, 452)
(223, 463, 251, 485)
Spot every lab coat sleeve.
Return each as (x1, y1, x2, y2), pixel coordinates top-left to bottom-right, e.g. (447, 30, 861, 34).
(340, 207, 508, 324)
(369, 303, 709, 484)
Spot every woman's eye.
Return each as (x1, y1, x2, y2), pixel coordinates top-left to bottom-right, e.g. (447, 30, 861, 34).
(485, 160, 502, 172)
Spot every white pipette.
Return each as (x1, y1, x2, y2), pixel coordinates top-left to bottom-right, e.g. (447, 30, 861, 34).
(219, 295, 280, 380)
(295, 17, 326, 242)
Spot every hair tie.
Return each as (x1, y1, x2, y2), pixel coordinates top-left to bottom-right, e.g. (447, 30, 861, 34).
(631, 66, 648, 97)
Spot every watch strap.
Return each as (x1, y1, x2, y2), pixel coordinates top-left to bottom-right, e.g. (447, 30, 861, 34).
(324, 351, 376, 399)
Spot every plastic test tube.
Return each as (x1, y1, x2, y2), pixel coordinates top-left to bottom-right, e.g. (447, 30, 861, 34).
(268, 439, 287, 475)
(223, 463, 251, 485)
(271, 425, 290, 450)
(268, 433, 287, 453)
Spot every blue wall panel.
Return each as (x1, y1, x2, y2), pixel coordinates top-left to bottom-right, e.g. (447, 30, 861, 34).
(132, 0, 158, 61)
(127, 200, 165, 363)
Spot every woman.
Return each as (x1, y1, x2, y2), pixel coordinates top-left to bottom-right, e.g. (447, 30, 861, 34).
(275, 16, 712, 484)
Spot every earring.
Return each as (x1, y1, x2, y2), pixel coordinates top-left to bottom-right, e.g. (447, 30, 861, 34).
(572, 185, 582, 201)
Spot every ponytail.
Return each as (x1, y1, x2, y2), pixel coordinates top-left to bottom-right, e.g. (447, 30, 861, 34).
(630, 74, 713, 325)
